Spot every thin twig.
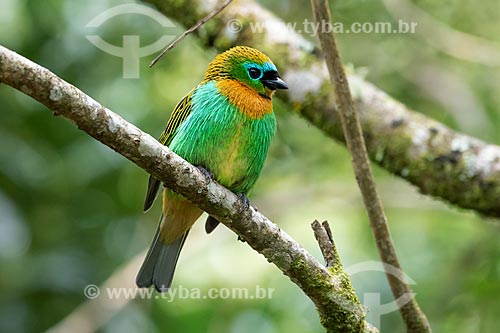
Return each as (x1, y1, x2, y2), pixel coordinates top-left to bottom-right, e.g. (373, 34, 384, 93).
(310, 0, 431, 332)
(311, 220, 337, 267)
(149, 0, 233, 67)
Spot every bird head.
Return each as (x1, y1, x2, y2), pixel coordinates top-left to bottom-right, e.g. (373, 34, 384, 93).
(203, 46, 288, 99)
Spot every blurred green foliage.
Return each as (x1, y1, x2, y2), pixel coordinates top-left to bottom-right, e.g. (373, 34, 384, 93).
(0, 0, 499, 332)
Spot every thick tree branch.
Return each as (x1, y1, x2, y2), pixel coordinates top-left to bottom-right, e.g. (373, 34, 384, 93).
(143, 0, 500, 218)
(0, 45, 374, 332)
(311, 1, 431, 331)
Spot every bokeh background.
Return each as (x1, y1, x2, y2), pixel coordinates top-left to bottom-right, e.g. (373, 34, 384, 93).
(1, 0, 499, 332)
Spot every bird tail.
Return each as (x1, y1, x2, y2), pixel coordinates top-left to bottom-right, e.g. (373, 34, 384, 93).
(136, 216, 189, 292)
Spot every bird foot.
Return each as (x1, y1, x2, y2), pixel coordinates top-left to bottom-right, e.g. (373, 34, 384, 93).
(196, 165, 214, 180)
(237, 193, 250, 209)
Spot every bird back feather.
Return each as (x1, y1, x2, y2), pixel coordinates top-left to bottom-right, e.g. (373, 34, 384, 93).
(143, 91, 194, 211)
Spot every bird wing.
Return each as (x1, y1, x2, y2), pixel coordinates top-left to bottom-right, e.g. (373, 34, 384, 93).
(143, 90, 194, 211)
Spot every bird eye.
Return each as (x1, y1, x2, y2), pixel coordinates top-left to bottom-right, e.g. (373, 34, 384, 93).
(248, 67, 262, 80)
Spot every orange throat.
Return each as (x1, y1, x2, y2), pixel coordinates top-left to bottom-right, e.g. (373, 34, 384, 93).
(216, 80, 273, 119)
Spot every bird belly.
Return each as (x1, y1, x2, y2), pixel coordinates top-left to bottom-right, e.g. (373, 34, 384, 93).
(169, 94, 275, 193)
(174, 120, 259, 193)
(208, 123, 249, 189)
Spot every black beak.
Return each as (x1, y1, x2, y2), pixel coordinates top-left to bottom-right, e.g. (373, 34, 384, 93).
(261, 70, 288, 90)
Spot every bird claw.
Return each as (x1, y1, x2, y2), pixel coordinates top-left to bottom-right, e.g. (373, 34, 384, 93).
(237, 193, 250, 209)
(196, 165, 214, 180)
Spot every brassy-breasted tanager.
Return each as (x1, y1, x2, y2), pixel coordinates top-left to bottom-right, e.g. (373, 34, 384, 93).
(136, 46, 288, 292)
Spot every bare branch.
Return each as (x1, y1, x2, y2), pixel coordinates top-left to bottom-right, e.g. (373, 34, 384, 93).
(0, 44, 373, 333)
(310, 0, 431, 332)
(142, 0, 500, 218)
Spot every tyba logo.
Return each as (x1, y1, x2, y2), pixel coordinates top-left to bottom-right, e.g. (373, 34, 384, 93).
(86, 4, 175, 78)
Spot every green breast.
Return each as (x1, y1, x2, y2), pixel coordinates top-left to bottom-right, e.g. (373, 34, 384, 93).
(168, 81, 276, 194)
